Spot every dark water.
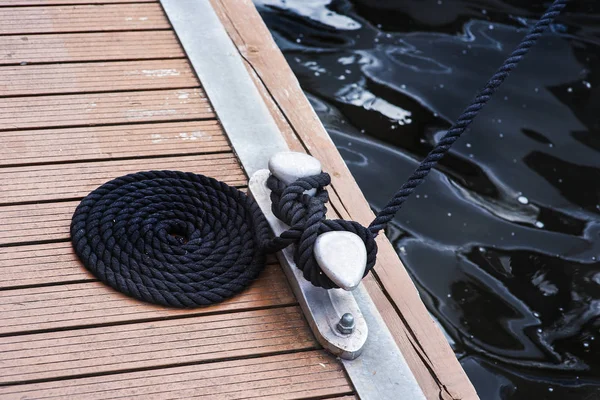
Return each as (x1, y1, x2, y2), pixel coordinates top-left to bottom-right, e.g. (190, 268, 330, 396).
(255, 0, 600, 398)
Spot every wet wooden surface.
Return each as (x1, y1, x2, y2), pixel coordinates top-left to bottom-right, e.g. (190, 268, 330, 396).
(0, 2, 354, 399)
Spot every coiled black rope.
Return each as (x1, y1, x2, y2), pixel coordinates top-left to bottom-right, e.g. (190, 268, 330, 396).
(71, 0, 567, 307)
(71, 171, 271, 307)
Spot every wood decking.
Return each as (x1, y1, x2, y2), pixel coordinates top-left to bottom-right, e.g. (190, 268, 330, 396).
(0, 1, 355, 399)
(0, 1, 479, 399)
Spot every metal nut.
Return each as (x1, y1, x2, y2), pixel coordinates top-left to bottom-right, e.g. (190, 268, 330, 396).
(337, 313, 355, 335)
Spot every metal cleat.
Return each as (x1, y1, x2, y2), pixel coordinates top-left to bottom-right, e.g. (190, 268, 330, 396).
(250, 161, 368, 359)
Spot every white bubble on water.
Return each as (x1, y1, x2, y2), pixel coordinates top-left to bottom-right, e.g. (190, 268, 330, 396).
(518, 196, 529, 204)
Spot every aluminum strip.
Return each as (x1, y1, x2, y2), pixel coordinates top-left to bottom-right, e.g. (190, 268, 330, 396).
(344, 285, 426, 400)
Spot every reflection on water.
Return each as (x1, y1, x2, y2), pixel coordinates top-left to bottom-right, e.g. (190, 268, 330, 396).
(255, 0, 600, 398)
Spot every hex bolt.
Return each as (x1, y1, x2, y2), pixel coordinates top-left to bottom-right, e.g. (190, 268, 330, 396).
(337, 313, 355, 335)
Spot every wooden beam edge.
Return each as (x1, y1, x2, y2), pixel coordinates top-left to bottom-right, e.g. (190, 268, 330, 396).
(207, 1, 478, 399)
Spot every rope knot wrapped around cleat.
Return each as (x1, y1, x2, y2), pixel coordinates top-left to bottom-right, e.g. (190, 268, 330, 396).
(264, 172, 378, 289)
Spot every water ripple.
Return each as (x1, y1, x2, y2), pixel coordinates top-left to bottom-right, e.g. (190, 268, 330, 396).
(256, 1, 600, 398)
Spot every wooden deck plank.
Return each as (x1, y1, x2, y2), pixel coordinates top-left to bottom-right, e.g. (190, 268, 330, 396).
(0, 89, 213, 131)
(0, 201, 83, 245)
(0, 307, 316, 385)
(0, 242, 95, 287)
(0, 242, 279, 289)
(0, 0, 157, 5)
(0, 266, 294, 336)
(1, 308, 306, 355)
(0, 121, 229, 167)
(0, 59, 198, 96)
(0, 3, 169, 34)
(0, 31, 184, 65)
(204, 382, 351, 400)
(0, 351, 351, 400)
(0, 153, 245, 204)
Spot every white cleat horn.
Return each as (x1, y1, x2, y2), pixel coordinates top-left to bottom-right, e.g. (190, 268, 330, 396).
(314, 231, 367, 291)
(268, 152, 367, 290)
(268, 151, 322, 196)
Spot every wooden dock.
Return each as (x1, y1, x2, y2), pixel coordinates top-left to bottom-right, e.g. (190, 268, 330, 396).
(0, 1, 477, 399)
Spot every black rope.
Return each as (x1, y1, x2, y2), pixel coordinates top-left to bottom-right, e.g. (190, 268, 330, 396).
(71, 0, 567, 307)
(71, 171, 271, 307)
(369, 0, 568, 234)
(71, 170, 378, 306)
(264, 174, 377, 288)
